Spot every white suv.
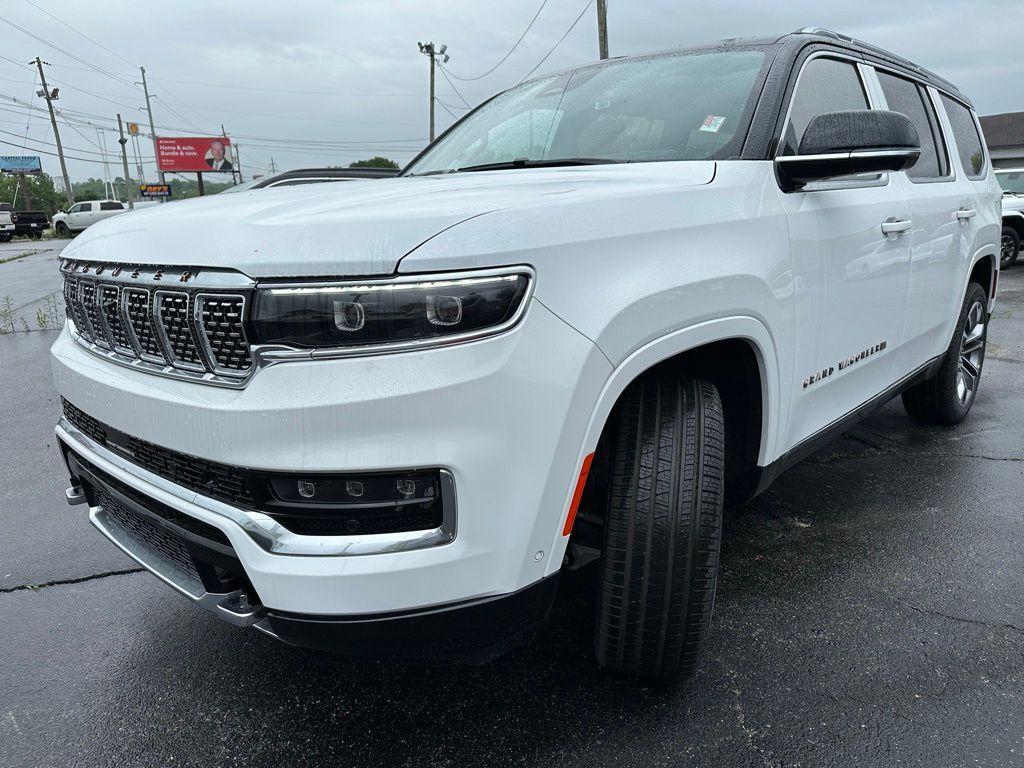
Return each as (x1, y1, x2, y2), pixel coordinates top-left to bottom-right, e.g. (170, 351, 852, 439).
(52, 200, 127, 237)
(52, 29, 1000, 683)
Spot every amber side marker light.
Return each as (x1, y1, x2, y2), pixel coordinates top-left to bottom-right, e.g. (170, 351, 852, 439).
(562, 452, 595, 536)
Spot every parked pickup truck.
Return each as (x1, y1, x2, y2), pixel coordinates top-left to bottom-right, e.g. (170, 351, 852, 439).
(52, 28, 1000, 684)
(14, 210, 49, 239)
(0, 202, 15, 242)
(996, 169, 1023, 267)
(52, 200, 127, 237)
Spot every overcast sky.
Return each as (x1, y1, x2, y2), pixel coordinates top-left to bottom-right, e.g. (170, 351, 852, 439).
(0, 0, 1020, 183)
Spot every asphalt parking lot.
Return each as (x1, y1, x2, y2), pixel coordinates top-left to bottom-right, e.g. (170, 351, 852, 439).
(1, 245, 1022, 768)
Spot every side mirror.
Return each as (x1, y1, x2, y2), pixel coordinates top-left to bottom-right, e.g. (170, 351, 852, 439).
(776, 110, 921, 192)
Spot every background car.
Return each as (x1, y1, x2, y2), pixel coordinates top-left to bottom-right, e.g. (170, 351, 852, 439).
(52, 200, 128, 237)
(996, 169, 1024, 267)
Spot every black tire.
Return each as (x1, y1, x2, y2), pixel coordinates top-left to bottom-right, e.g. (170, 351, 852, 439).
(1002, 226, 1020, 268)
(29, 231, 42, 240)
(0, 233, 11, 243)
(902, 282, 989, 425)
(55, 222, 69, 238)
(595, 372, 724, 683)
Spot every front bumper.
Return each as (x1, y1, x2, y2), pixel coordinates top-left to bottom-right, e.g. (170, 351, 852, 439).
(52, 298, 610, 625)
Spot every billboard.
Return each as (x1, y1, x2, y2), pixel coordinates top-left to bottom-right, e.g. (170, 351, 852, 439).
(156, 137, 233, 173)
(139, 183, 171, 198)
(0, 155, 42, 174)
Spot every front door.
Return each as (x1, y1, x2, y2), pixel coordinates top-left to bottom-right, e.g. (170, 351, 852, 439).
(775, 54, 912, 448)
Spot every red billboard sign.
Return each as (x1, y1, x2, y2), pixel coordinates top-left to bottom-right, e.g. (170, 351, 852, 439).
(156, 136, 233, 173)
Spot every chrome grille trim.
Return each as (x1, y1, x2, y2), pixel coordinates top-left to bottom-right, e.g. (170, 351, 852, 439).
(61, 259, 255, 388)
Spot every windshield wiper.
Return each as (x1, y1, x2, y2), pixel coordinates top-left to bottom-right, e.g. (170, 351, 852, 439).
(455, 157, 621, 173)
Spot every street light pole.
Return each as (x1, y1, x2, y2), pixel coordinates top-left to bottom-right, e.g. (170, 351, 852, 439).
(117, 114, 134, 210)
(34, 57, 73, 206)
(418, 42, 449, 142)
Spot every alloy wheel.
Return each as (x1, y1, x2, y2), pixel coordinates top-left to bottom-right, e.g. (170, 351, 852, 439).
(957, 300, 986, 405)
(1002, 233, 1017, 266)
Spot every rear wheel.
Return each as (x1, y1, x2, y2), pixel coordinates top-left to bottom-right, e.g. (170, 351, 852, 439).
(902, 282, 988, 425)
(595, 371, 724, 684)
(1001, 226, 1020, 268)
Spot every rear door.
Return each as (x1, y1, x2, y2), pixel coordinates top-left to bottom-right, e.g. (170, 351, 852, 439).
(869, 68, 961, 374)
(775, 53, 912, 449)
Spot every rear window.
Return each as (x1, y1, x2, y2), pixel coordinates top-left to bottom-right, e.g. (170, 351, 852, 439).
(876, 71, 948, 180)
(940, 95, 986, 180)
(100, 202, 124, 211)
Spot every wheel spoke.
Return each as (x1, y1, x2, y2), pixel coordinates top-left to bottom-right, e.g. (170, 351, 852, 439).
(960, 359, 979, 394)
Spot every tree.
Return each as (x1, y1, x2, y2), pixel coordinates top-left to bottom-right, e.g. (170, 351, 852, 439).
(0, 173, 66, 215)
(349, 156, 399, 170)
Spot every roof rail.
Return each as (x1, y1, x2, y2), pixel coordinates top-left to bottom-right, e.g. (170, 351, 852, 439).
(791, 26, 931, 78)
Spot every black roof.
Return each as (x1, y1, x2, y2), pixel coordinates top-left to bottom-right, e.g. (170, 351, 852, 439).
(530, 27, 968, 104)
(979, 112, 1024, 149)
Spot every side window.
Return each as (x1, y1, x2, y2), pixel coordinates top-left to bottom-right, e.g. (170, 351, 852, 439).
(68, 203, 85, 214)
(940, 95, 986, 179)
(100, 202, 124, 211)
(781, 57, 869, 155)
(876, 71, 948, 179)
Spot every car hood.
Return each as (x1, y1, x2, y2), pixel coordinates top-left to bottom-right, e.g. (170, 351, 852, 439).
(60, 162, 716, 278)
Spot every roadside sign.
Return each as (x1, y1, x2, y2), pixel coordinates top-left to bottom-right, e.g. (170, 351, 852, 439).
(127, 122, 140, 136)
(0, 155, 42, 174)
(156, 136, 233, 172)
(139, 183, 171, 198)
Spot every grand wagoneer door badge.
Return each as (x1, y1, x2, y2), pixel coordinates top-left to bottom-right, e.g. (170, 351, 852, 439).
(803, 340, 887, 388)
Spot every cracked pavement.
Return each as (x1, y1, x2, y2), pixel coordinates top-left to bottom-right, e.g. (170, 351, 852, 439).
(1, 260, 1022, 768)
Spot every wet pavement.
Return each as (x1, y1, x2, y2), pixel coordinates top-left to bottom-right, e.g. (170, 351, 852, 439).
(1, 258, 1022, 768)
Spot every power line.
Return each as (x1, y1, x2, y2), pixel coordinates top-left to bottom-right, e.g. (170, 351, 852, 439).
(437, 64, 472, 108)
(23, 0, 136, 68)
(445, 0, 550, 81)
(0, 12, 140, 91)
(520, 0, 594, 82)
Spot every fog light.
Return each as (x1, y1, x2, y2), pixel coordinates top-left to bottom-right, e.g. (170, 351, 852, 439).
(297, 480, 317, 498)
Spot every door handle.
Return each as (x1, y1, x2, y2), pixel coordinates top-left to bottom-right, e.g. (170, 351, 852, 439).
(881, 218, 912, 237)
(956, 208, 977, 221)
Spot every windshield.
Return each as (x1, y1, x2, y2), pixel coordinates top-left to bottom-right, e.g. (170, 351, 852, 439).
(404, 49, 766, 176)
(997, 171, 1024, 195)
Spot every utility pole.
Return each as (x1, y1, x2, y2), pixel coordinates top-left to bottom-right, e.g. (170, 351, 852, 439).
(117, 114, 134, 209)
(417, 42, 448, 142)
(596, 0, 609, 59)
(269, 157, 277, 175)
(220, 124, 238, 184)
(97, 128, 112, 198)
(131, 132, 145, 183)
(34, 58, 73, 206)
(232, 143, 243, 183)
(138, 66, 164, 185)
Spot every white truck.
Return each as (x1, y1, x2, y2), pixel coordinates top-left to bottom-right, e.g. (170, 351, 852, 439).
(52, 200, 128, 237)
(0, 202, 15, 242)
(51, 29, 1000, 683)
(996, 169, 1024, 266)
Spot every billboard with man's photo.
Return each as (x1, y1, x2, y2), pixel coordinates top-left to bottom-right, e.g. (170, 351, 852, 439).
(156, 137, 234, 172)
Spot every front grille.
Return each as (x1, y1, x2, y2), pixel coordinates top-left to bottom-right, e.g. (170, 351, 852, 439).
(61, 260, 253, 385)
(93, 483, 202, 583)
(62, 398, 450, 538)
(62, 396, 256, 508)
(156, 292, 204, 368)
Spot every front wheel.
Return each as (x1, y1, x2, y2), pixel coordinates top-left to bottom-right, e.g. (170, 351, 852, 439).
(54, 222, 69, 238)
(0, 233, 11, 243)
(902, 282, 989, 425)
(1002, 226, 1020, 268)
(595, 371, 724, 684)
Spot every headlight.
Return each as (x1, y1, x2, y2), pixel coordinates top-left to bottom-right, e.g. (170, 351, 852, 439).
(252, 268, 532, 354)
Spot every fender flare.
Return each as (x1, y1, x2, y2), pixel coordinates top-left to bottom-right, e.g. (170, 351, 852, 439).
(968, 242, 1000, 310)
(545, 315, 783, 573)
